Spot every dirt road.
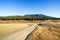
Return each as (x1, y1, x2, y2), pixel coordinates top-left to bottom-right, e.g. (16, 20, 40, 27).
(1, 24, 37, 40)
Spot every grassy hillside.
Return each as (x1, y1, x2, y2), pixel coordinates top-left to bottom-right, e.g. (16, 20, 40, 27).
(26, 20, 60, 40)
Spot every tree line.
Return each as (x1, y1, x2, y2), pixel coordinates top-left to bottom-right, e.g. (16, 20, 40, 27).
(0, 16, 60, 20)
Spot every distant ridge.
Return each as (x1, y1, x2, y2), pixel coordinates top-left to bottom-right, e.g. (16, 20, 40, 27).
(24, 14, 57, 19)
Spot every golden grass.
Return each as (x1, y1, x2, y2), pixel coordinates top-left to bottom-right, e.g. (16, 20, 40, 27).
(26, 20, 60, 40)
(0, 23, 29, 37)
(0, 20, 38, 38)
(0, 20, 39, 24)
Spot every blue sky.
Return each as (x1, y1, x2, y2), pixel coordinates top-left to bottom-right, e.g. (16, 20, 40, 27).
(0, 0, 60, 18)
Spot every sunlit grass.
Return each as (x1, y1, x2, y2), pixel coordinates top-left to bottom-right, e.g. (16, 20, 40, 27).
(26, 20, 60, 40)
(0, 23, 29, 37)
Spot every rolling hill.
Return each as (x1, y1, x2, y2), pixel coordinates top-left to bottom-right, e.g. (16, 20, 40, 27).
(0, 14, 60, 20)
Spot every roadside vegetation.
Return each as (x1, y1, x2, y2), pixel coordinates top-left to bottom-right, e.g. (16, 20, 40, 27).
(26, 20, 60, 40)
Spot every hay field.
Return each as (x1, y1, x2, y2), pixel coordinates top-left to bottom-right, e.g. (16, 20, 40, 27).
(26, 20, 60, 40)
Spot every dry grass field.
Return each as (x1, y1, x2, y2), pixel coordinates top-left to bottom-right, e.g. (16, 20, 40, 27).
(26, 20, 60, 40)
(0, 24, 29, 37)
(0, 20, 37, 38)
(0, 20, 39, 24)
(0, 20, 60, 40)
